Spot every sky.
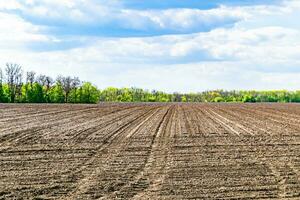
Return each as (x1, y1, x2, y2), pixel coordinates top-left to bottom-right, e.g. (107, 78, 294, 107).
(0, 0, 300, 92)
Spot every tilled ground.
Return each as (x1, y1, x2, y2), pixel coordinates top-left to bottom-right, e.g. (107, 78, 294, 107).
(0, 103, 300, 199)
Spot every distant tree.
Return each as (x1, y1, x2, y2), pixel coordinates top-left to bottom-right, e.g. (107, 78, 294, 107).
(45, 76, 53, 90)
(44, 76, 54, 103)
(34, 74, 53, 102)
(23, 82, 45, 103)
(57, 76, 74, 103)
(242, 94, 256, 103)
(26, 71, 36, 87)
(81, 82, 99, 103)
(49, 84, 65, 103)
(172, 92, 182, 102)
(32, 83, 45, 103)
(71, 77, 80, 103)
(214, 96, 224, 102)
(132, 87, 144, 102)
(0, 68, 3, 102)
(100, 87, 119, 102)
(36, 74, 47, 86)
(120, 88, 133, 102)
(23, 71, 36, 102)
(2, 63, 300, 104)
(5, 63, 22, 103)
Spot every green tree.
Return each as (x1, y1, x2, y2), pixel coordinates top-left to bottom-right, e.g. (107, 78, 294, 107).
(242, 94, 256, 103)
(80, 82, 99, 103)
(214, 96, 224, 102)
(5, 63, 22, 103)
(1, 84, 10, 103)
(0, 68, 3, 102)
(49, 84, 65, 103)
(31, 83, 45, 103)
(100, 87, 119, 102)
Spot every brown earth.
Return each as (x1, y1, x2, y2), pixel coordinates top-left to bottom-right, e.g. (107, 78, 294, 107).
(0, 103, 300, 199)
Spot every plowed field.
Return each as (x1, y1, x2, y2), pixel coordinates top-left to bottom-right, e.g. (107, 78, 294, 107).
(1, 103, 300, 199)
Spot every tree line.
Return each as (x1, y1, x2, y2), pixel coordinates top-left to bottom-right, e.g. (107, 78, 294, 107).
(0, 63, 99, 103)
(1, 63, 300, 103)
(99, 88, 300, 103)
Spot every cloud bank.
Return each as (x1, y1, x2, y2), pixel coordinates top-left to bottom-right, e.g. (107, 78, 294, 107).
(0, 0, 300, 92)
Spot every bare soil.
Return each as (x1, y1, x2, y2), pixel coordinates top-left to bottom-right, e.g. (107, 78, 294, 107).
(0, 103, 300, 199)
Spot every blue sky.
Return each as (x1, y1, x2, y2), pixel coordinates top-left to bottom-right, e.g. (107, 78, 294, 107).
(0, 0, 300, 92)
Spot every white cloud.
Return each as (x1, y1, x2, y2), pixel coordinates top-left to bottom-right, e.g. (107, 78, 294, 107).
(120, 6, 248, 32)
(0, 0, 21, 10)
(282, 0, 300, 11)
(1, 20, 300, 91)
(189, 26, 300, 61)
(0, 12, 49, 49)
(4, 0, 296, 37)
(0, 1, 249, 35)
(94, 62, 300, 92)
(0, 0, 300, 92)
(62, 26, 300, 64)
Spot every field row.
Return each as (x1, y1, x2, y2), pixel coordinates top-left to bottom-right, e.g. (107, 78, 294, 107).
(0, 103, 300, 199)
